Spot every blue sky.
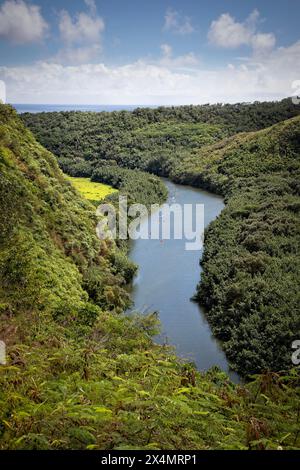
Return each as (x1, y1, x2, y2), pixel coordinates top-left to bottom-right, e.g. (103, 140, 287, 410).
(0, 0, 299, 104)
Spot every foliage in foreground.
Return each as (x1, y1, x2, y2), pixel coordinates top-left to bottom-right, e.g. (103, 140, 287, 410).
(1, 310, 299, 450)
(1, 104, 299, 450)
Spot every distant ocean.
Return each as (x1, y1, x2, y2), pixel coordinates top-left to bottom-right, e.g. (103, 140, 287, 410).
(13, 104, 156, 114)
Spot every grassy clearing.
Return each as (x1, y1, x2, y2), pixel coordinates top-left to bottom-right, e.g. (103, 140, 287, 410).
(66, 176, 117, 202)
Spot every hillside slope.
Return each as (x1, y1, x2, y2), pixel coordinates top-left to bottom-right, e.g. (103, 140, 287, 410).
(172, 116, 300, 375)
(21, 99, 300, 177)
(0, 105, 134, 321)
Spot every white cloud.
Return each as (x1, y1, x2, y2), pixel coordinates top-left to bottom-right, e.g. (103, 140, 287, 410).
(208, 12, 252, 48)
(161, 43, 172, 58)
(163, 7, 194, 35)
(166, 52, 199, 68)
(84, 0, 97, 16)
(0, 0, 48, 44)
(159, 44, 199, 69)
(59, 9, 104, 45)
(208, 9, 276, 53)
(251, 33, 276, 53)
(1, 39, 299, 105)
(55, 45, 102, 65)
(56, 1, 105, 64)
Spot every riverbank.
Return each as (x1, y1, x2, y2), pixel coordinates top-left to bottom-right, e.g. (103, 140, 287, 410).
(127, 178, 240, 382)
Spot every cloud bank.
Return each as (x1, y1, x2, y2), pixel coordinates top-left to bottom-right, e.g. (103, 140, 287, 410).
(1, 39, 299, 105)
(0, 5, 298, 105)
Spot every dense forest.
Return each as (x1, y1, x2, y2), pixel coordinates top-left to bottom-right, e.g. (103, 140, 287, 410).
(21, 98, 299, 178)
(22, 100, 300, 375)
(0, 103, 299, 450)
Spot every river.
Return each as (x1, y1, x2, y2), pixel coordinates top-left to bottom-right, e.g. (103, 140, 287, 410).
(128, 179, 240, 382)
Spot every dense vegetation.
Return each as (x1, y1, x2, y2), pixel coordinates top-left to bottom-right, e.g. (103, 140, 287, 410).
(1, 104, 300, 450)
(21, 100, 300, 376)
(21, 98, 299, 178)
(173, 117, 300, 375)
(91, 165, 168, 207)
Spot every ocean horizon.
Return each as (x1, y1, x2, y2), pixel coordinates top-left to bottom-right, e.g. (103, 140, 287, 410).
(12, 103, 159, 114)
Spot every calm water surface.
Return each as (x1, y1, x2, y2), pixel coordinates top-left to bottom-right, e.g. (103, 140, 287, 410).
(128, 179, 240, 382)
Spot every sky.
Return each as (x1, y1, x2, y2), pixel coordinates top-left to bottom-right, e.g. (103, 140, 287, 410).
(0, 0, 299, 104)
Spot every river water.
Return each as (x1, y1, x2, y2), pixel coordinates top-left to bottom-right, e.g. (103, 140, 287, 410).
(128, 179, 240, 382)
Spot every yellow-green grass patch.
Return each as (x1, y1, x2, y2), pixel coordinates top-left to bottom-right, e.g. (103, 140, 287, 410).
(66, 176, 117, 202)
